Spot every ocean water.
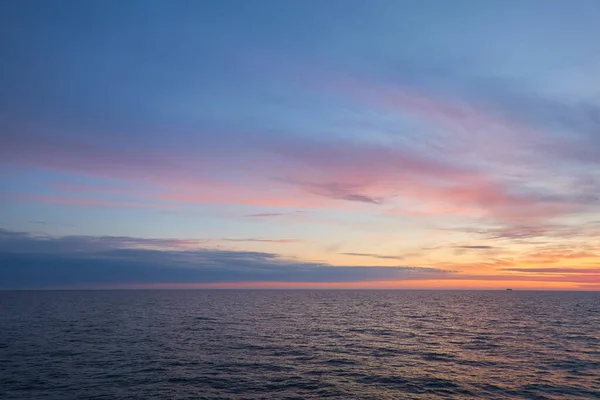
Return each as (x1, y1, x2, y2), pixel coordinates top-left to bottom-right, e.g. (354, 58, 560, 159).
(0, 290, 598, 399)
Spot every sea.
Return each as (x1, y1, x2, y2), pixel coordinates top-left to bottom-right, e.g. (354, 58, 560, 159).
(0, 290, 598, 399)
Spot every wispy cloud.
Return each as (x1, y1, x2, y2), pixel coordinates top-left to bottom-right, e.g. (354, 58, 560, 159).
(28, 221, 78, 228)
(0, 229, 301, 252)
(463, 221, 600, 241)
(340, 252, 405, 260)
(453, 245, 494, 250)
(217, 238, 302, 244)
(1, 192, 174, 209)
(291, 181, 384, 205)
(501, 268, 600, 274)
(245, 213, 284, 218)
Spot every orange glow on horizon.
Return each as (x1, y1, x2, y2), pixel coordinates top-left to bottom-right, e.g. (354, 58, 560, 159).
(109, 279, 591, 291)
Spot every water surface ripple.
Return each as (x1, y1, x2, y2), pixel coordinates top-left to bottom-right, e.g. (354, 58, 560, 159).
(1, 290, 599, 399)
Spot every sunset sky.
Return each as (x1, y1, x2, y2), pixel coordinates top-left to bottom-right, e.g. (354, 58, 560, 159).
(1, 0, 599, 290)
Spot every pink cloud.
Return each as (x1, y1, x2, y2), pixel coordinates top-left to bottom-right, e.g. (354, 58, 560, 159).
(0, 130, 186, 183)
(388, 178, 571, 223)
(161, 190, 325, 209)
(502, 268, 600, 274)
(0, 84, 582, 227)
(50, 183, 151, 197)
(323, 75, 549, 160)
(105, 270, 600, 290)
(217, 238, 302, 243)
(1, 192, 174, 209)
(7, 131, 573, 227)
(48, 135, 569, 226)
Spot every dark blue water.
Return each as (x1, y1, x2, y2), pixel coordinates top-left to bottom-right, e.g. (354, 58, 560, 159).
(1, 290, 598, 399)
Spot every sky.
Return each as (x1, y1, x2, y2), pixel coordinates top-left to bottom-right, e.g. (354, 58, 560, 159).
(1, 0, 599, 290)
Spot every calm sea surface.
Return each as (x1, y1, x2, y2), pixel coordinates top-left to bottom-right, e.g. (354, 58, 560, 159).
(1, 290, 598, 399)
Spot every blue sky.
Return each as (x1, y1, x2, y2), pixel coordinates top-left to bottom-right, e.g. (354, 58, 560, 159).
(1, 0, 599, 289)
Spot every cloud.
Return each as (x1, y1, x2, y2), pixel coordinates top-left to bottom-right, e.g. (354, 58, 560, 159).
(340, 252, 405, 260)
(0, 229, 204, 253)
(290, 181, 384, 205)
(304, 75, 600, 220)
(501, 268, 600, 274)
(29, 221, 78, 228)
(464, 221, 600, 241)
(323, 60, 600, 168)
(3, 108, 569, 225)
(217, 238, 301, 244)
(0, 229, 301, 253)
(2, 229, 598, 289)
(453, 245, 494, 249)
(245, 213, 284, 217)
(268, 138, 577, 225)
(2, 92, 590, 227)
(2, 35, 599, 244)
(160, 188, 324, 209)
(0, 129, 187, 184)
(0, 230, 453, 289)
(1, 192, 174, 209)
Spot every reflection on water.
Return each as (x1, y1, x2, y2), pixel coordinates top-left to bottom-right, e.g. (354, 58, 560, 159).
(1, 290, 599, 399)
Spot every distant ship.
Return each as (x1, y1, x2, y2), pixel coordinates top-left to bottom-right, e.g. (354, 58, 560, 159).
(506, 288, 513, 291)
